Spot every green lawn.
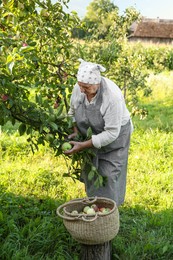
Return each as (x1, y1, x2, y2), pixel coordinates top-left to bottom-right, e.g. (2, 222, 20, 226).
(0, 72, 173, 259)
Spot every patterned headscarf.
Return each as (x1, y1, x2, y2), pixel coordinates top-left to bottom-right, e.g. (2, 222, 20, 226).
(77, 58, 106, 84)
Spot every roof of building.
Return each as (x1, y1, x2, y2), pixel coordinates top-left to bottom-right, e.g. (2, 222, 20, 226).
(130, 18, 173, 39)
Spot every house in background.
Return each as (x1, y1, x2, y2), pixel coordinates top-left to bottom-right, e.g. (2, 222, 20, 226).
(128, 18, 173, 44)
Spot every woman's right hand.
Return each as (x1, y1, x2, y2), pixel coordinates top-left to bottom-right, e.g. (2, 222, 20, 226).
(64, 139, 93, 155)
(64, 141, 84, 155)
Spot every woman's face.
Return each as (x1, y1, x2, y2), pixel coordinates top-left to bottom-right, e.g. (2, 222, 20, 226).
(78, 81, 100, 95)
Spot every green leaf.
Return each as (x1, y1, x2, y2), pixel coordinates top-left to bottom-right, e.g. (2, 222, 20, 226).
(48, 106, 54, 114)
(94, 175, 103, 188)
(35, 94, 42, 105)
(19, 123, 26, 136)
(19, 46, 35, 53)
(86, 127, 92, 138)
(91, 165, 97, 171)
(56, 104, 63, 117)
(49, 121, 58, 130)
(88, 170, 95, 181)
(26, 126, 32, 135)
(6, 61, 14, 74)
(163, 245, 168, 254)
(0, 211, 4, 222)
(6, 55, 13, 63)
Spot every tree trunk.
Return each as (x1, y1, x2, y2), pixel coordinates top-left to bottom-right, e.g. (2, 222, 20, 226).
(80, 241, 112, 260)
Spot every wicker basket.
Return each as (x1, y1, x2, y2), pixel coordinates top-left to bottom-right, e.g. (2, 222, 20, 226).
(56, 197, 119, 245)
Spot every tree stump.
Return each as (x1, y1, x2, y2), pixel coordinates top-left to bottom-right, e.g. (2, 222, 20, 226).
(80, 241, 112, 260)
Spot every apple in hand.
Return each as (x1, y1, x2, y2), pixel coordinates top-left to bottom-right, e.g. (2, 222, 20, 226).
(61, 142, 72, 151)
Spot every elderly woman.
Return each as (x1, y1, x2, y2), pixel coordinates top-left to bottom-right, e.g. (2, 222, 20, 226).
(64, 59, 133, 207)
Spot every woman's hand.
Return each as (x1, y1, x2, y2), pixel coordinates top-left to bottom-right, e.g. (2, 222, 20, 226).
(64, 141, 84, 155)
(64, 139, 93, 155)
(68, 125, 78, 140)
(68, 132, 78, 139)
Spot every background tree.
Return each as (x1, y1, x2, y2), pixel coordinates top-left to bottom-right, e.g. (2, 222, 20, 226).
(83, 0, 119, 39)
(73, 0, 148, 113)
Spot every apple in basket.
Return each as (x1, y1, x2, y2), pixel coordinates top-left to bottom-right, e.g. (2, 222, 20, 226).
(71, 210, 78, 215)
(83, 206, 90, 214)
(99, 207, 106, 213)
(99, 207, 111, 214)
(91, 204, 99, 212)
(86, 208, 96, 215)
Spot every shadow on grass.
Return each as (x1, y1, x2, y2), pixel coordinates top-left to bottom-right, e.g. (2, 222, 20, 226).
(0, 186, 80, 260)
(112, 205, 173, 260)
(0, 186, 172, 260)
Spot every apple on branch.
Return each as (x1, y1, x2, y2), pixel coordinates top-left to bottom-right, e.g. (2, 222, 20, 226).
(1, 94, 9, 102)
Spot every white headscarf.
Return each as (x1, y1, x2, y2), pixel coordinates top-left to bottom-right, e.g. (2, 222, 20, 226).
(77, 58, 106, 84)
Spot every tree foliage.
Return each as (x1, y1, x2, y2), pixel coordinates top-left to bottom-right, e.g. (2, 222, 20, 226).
(82, 0, 140, 40)
(0, 0, 153, 184)
(76, 0, 149, 113)
(0, 0, 79, 153)
(83, 0, 119, 39)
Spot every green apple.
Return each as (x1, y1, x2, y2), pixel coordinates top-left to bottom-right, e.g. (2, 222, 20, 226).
(86, 208, 96, 215)
(45, 133, 54, 142)
(71, 210, 78, 215)
(61, 142, 72, 151)
(83, 206, 90, 214)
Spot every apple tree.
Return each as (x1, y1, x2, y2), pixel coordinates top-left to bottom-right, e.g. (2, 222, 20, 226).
(0, 0, 81, 152)
(0, 0, 104, 186)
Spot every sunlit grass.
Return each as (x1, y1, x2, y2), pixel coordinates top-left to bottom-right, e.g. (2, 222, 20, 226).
(0, 70, 173, 259)
(133, 71, 173, 132)
(146, 71, 173, 101)
(127, 129, 173, 210)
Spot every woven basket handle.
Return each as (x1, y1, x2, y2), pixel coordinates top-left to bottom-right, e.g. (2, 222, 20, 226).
(56, 204, 80, 220)
(81, 214, 98, 222)
(69, 196, 98, 205)
(56, 197, 99, 221)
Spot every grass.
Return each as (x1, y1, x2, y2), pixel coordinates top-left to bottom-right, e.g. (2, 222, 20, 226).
(0, 71, 173, 259)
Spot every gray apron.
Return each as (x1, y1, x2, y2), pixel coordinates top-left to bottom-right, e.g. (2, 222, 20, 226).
(75, 80, 131, 206)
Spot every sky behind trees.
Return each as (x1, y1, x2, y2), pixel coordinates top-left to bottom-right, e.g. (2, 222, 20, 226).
(52, 0, 173, 19)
